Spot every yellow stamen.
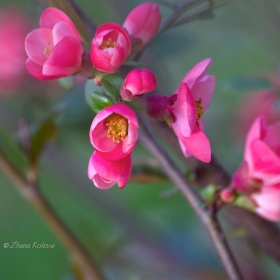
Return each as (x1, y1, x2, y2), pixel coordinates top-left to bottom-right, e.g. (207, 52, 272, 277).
(99, 38, 117, 50)
(106, 113, 128, 143)
(195, 98, 204, 126)
(44, 42, 52, 57)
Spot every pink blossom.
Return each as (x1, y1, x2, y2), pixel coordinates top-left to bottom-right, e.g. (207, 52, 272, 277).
(123, 2, 161, 53)
(0, 8, 30, 93)
(88, 151, 132, 189)
(90, 23, 131, 73)
(120, 69, 156, 101)
(89, 104, 138, 161)
(230, 116, 280, 221)
(237, 90, 280, 138)
(25, 7, 84, 80)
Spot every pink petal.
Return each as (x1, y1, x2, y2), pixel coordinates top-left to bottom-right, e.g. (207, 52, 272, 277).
(43, 36, 83, 76)
(245, 117, 264, 168)
(123, 122, 138, 153)
(179, 125, 211, 163)
(252, 185, 280, 221)
(181, 58, 212, 89)
(52, 21, 80, 45)
(92, 151, 132, 189)
(171, 83, 196, 137)
(250, 138, 280, 175)
(124, 69, 142, 94)
(264, 120, 280, 154)
(40, 7, 81, 40)
(25, 58, 59, 80)
(191, 75, 216, 110)
(88, 153, 115, 189)
(25, 28, 53, 66)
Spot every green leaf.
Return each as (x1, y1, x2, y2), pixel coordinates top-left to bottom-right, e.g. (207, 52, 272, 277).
(101, 74, 124, 98)
(85, 79, 113, 113)
(29, 114, 58, 167)
(199, 184, 217, 204)
(48, 0, 90, 45)
(59, 76, 74, 91)
(0, 126, 28, 174)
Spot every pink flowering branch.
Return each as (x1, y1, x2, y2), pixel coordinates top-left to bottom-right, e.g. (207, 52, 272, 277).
(136, 113, 243, 280)
(0, 150, 106, 280)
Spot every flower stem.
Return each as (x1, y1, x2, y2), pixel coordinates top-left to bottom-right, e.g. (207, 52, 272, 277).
(137, 113, 243, 280)
(0, 151, 106, 280)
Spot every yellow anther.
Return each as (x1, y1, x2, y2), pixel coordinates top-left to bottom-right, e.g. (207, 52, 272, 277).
(195, 98, 204, 126)
(106, 113, 128, 143)
(99, 38, 117, 50)
(44, 42, 52, 57)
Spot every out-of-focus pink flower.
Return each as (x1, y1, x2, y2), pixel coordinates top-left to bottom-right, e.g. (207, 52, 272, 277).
(120, 69, 156, 101)
(88, 151, 132, 189)
(89, 104, 138, 161)
(237, 90, 280, 138)
(0, 8, 30, 93)
(25, 7, 84, 80)
(90, 23, 131, 73)
(123, 2, 161, 53)
(228, 116, 280, 221)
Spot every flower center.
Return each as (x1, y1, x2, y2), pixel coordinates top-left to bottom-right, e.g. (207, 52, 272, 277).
(99, 38, 117, 50)
(44, 42, 52, 57)
(195, 98, 204, 126)
(106, 113, 128, 143)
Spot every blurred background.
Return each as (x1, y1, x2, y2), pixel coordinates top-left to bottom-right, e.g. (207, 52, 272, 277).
(0, 0, 280, 279)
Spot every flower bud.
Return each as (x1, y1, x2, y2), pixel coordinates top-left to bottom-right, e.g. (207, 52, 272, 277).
(123, 2, 161, 53)
(120, 69, 156, 101)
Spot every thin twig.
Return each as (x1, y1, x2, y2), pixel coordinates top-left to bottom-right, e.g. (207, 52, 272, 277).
(137, 113, 243, 280)
(0, 151, 106, 280)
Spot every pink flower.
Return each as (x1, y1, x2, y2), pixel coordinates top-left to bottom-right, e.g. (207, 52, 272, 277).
(237, 90, 280, 138)
(120, 69, 156, 101)
(230, 116, 280, 221)
(144, 59, 215, 162)
(25, 7, 84, 80)
(123, 2, 161, 52)
(90, 23, 131, 73)
(89, 104, 138, 161)
(0, 8, 30, 93)
(88, 151, 132, 189)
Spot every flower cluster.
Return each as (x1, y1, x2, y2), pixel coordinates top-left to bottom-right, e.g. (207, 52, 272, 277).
(25, 3, 161, 80)
(25, 3, 216, 189)
(221, 117, 280, 221)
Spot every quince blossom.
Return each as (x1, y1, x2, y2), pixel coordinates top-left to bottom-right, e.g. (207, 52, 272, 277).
(145, 59, 215, 163)
(25, 7, 84, 80)
(120, 69, 156, 101)
(224, 117, 280, 221)
(90, 23, 131, 73)
(88, 151, 131, 189)
(89, 104, 138, 161)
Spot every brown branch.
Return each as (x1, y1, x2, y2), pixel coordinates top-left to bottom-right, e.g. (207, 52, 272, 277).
(143, 114, 280, 264)
(137, 113, 243, 280)
(0, 151, 106, 280)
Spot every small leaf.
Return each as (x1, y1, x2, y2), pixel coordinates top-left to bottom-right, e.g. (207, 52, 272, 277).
(199, 184, 217, 204)
(85, 79, 113, 113)
(48, 0, 90, 45)
(101, 74, 124, 98)
(59, 76, 74, 91)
